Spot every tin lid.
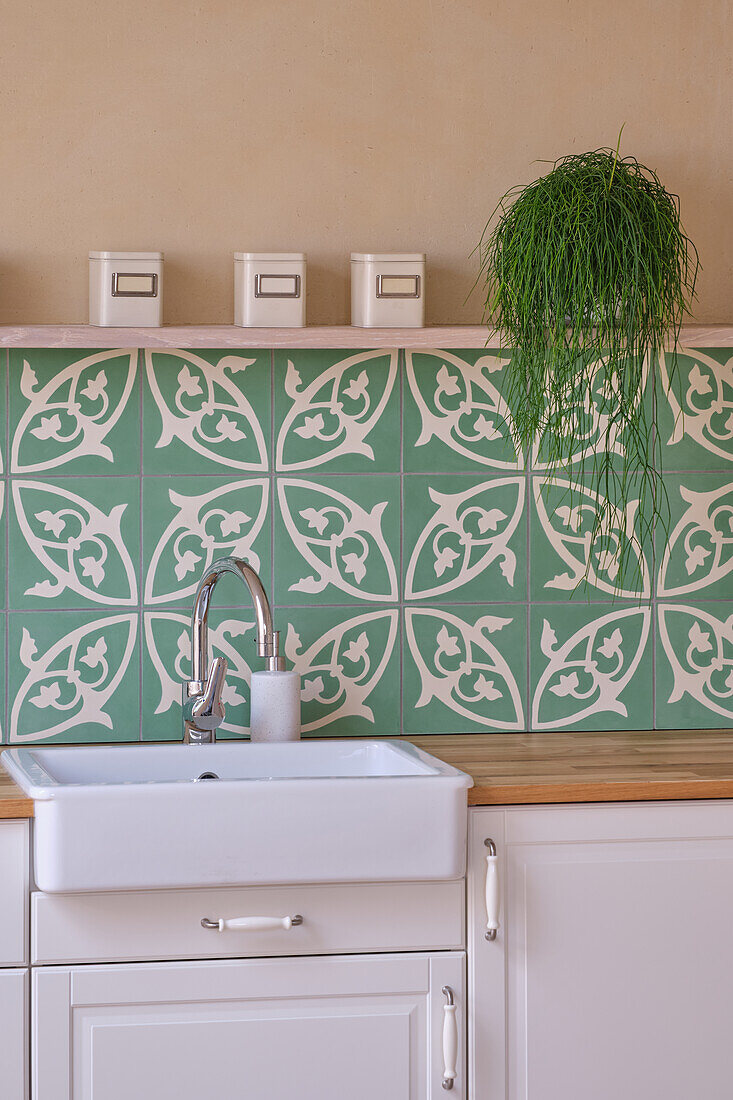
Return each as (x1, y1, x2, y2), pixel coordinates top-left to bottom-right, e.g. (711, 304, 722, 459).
(89, 251, 163, 261)
(234, 252, 306, 262)
(350, 252, 425, 263)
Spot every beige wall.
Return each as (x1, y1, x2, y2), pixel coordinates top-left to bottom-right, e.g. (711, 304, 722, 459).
(1, 0, 730, 325)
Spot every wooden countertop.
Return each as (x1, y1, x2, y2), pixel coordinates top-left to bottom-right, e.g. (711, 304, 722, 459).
(0, 764, 33, 819)
(5, 731, 733, 818)
(0, 323, 731, 348)
(409, 731, 733, 805)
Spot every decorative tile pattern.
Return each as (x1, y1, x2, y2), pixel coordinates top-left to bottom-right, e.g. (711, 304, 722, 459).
(530, 604, 653, 731)
(142, 609, 258, 741)
(404, 475, 526, 602)
(530, 473, 652, 602)
(656, 602, 733, 728)
(274, 476, 400, 604)
(143, 476, 270, 606)
(1, 345, 731, 742)
(0, 351, 6, 475)
(144, 349, 270, 473)
(530, 351, 655, 472)
(657, 348, 733, 468)
(7, 610, 139, 743)
(10, 349, 139, 474)
(282, 606, 400, 736)
(275, 349, 400, 473)
(9, 478, 139, 608)
(403, 605, 527, 732)
(404, 349, 520, 471)
(656, 473, 733, 601)
(0, 483, 6, 610)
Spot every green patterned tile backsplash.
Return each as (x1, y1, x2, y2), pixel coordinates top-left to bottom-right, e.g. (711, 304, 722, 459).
(1, 345, 731, 743)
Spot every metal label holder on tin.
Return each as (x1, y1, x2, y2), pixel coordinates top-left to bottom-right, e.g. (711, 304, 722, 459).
(254, 273, 301, 299)
(375, 274, 421, 299)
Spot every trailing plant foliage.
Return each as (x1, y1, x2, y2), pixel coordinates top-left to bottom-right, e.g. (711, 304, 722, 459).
(477, 145, 699, 593)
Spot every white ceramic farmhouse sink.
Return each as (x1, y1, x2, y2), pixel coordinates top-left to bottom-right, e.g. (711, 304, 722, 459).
(2, 740, 472, 893)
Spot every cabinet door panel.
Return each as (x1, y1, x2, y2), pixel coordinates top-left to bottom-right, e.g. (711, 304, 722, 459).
(34, 952, 465, 1100)
(0, 821, 29, 965)
(470, 803, 733, 1100)
(0, 969, 28, 1100)
(508, 837, 733, 1100)
(468, 810, 506, 1100)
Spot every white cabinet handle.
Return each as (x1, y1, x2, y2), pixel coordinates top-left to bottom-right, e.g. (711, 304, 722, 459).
(441, 986, 458, 1090)
(201, 915, 303, 932)
(485, 838, 499, 941)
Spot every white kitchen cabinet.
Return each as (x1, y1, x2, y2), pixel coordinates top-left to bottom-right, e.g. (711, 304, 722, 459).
(34, 950, 465, 1100)
(469, 801, 733, 1100)
(0, 820, 30, 966)
(0, 968, 29, 1100)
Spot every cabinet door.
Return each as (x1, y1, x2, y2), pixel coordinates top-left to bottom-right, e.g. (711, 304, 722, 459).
(34, 951, 465, 1100)
(0, 820, 29, 965)
(468, 809, 506, 1100)
(470, 802, 733, 1100)
(0, 968, 29, 1100)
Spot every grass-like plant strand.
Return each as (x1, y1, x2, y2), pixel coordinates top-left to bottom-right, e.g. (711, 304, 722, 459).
(476, 144, 699, 595)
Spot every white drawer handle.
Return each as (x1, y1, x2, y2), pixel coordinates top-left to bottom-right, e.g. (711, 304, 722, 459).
(441, 986, 458, 1090)
(485, 838, 499, 941)
(201, 915, 303, 932)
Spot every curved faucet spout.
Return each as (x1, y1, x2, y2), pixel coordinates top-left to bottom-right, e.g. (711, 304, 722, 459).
(190, 557, 283, 683)
(184, 556, 285, 743)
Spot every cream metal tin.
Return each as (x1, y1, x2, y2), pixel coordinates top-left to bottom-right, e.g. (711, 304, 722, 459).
(89, 251, 163, 327)
(234, 252, 306, 327)
(350, 252, 425, 328)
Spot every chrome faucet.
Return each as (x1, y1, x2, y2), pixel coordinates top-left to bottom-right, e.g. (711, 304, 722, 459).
(183, 556, 284, 744)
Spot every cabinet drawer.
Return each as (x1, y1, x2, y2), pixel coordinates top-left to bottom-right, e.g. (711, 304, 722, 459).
(0, 821, 29, 966)
(32, 879, 465, 964)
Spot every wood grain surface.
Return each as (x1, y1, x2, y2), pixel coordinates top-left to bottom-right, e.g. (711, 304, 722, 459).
(0, 324, 730, 349)
(0, 765, 33, 819)
(408, 731, 733, 805)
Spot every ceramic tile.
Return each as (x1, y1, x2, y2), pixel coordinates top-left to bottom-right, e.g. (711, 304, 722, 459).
(657, 348, 733, 470)
(403, 604, 527, 733)
(530, 603, 653, 731)
(404, 349, 520, 472)
(9, 348, 140, 475)
(142, 476, 270, 606)
(274, 475, 400, 605)
(0, 484, 6, 611)
(275, 349, 400, 473)
(279, 605, 400, 736)
(143, 348, 270, 474)
(530, 350, 655, 474)
(274, 349, 400, 475)
(656, 601, 733, 729)
(0, 614, 6, 742)
(142, 608, 258, 741)
(0, 349, 7, 474)
(404, 474, 526, 602)
(530, 472, 653, 602)
(655, 472, 733, 601)
(7, 610, 139, 743)
(8, 476, 140, 609)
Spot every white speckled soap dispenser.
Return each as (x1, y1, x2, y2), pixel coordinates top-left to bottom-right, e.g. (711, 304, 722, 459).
(249, 670, 301, 742)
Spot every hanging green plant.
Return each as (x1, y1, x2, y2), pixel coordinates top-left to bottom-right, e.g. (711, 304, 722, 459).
(476, 136, 699, 593)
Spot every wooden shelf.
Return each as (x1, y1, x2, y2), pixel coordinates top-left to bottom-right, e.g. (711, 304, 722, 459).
(0, 324, 731, 349)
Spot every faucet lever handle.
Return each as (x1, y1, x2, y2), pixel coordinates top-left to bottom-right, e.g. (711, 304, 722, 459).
(192, 655, 228, 728)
